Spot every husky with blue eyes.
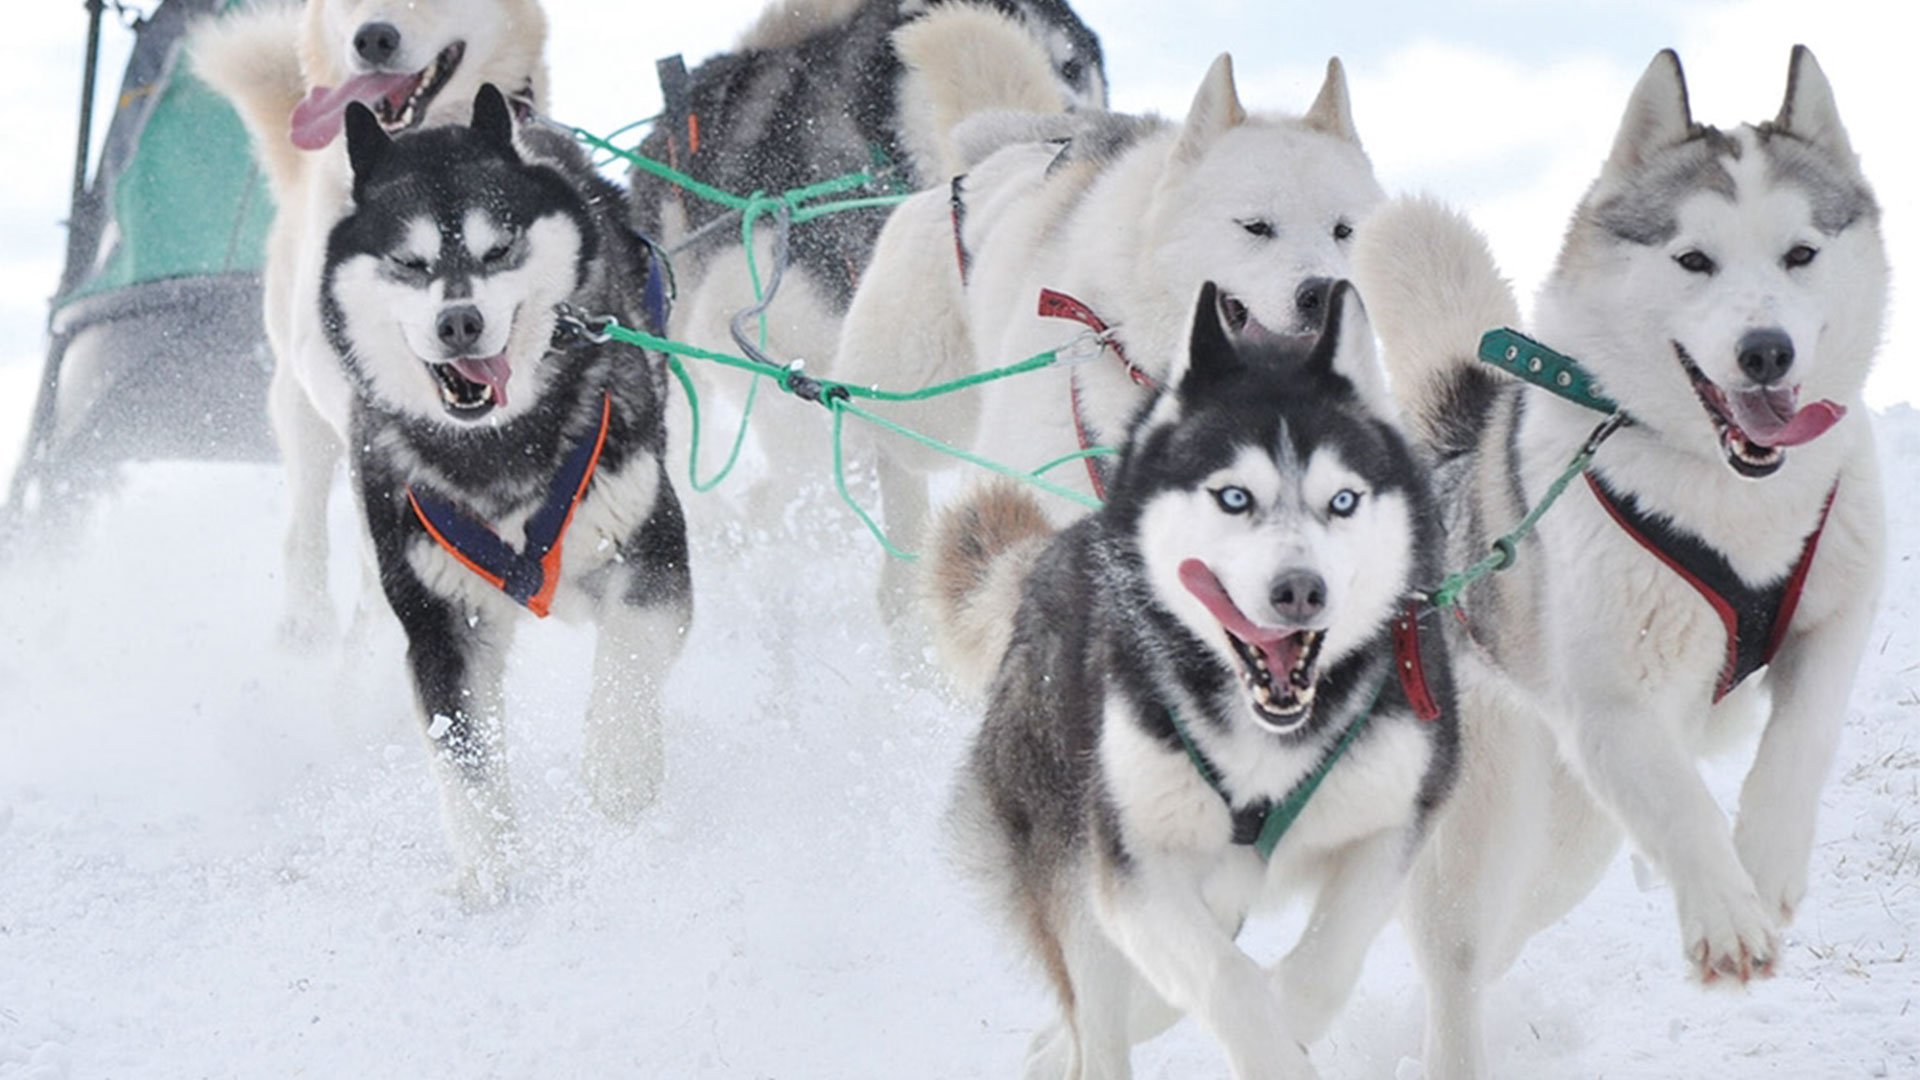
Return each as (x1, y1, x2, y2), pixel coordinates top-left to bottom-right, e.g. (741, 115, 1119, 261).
(926, 282, 1459, 1079)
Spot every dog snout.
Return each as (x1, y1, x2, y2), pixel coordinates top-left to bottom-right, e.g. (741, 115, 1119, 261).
(1269, 569, 1327, 625)
(437, 305, 485, 354)
(353, 21, 402, 68)
(1294, 277, 1334, 329)
(1737, 328, 1795, 386)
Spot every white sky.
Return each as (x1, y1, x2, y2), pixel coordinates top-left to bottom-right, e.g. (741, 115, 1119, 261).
(1, 0, 1913, 468)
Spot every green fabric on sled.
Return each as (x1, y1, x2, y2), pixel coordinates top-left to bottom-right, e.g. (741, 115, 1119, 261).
(60, 68, 273, 306)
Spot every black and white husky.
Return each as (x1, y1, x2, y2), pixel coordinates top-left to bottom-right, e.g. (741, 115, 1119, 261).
(927, 283, 1459, 1079)
(323, 86, 691, 900)
(1352, 47, 1887, 1078)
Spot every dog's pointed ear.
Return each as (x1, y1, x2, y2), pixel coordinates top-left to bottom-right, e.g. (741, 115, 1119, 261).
(344, 102, 391, 198)
(1301, 57, 1360, 145)
(1603, 49, 1692, 181)
(1775, 45, 1854, 161)
(1171, 54, 1246, 166)
(471, 83, 517, 156)
(1307, 282, 1396, 419)
(1176, 282, 1242, 396)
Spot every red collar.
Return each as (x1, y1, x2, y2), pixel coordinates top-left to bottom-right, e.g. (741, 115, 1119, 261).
(1037, 288, 1157, 500)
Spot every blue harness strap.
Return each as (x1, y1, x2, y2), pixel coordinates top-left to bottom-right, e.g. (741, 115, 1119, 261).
(407, 393, 613, 618)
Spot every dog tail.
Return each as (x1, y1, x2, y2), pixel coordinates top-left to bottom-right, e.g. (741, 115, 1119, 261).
(1350, 196, 1521, 457)
(893, 5, 1068, 181)
(187, 1, 307, 193)
(923, 481, 1056, 696)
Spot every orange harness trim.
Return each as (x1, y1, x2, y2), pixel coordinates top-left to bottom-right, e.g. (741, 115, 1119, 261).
(406, 393, 612, 618)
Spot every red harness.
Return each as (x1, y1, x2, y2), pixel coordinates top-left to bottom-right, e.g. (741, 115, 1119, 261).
(1584, 472, 1836, 701)
(1036, 288, 1157, 500)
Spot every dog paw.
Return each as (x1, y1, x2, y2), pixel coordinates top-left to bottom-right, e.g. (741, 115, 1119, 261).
(1676, 876, 1779, 985)
(277, 604, 340, 654)
(1733, 817, 1808, 928)
(1270, 961, 1340, 1046)
(582, 740, 664, 825)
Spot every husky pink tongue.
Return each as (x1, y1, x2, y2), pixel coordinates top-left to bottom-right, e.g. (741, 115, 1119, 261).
(1724, 386, 1846, 448)
(288, 73, 420, 150)
(452, 354, 511, 408)
(1177, 559, 1304, 674)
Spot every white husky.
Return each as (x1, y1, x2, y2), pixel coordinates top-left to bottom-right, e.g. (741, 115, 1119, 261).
(1351, 47, 1886, 1078)
(834, 29, 1382, 616)
(190, 0, 550, 646)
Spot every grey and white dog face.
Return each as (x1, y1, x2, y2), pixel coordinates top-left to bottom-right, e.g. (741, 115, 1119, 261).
(324, 86, 589, 426)
(1544, 46, 1885, 479)
(1125, 283, 1415, 734)
(1002, 0, 1107, 108)
(1148, 55, 1384, 339)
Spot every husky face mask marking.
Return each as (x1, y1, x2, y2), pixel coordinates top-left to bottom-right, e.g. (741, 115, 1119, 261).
(1128, 282, 1412, 735)
(326, 85, 589, 425)
(1553, 47, 1884, 479)
(1151, 56, 1382, 339)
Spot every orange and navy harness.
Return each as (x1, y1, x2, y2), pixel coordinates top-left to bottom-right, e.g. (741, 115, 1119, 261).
(1585, 472, 1836, 702)
(406, 393, 612, 619)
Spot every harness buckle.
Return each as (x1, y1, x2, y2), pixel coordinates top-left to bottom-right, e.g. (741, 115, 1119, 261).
(1055, 329, 1114, 367)
(551, 303, 617, 350)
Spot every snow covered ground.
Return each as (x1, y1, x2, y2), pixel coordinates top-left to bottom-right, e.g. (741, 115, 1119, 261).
(1, 394, 1916, 1079)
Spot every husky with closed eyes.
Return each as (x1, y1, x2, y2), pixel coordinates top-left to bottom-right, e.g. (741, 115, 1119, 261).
(834, 27, 1382, 620)
(323, 86, 690, 901)
(1350, 47, 1886, 1078)
(928, 282, 1460, 1079)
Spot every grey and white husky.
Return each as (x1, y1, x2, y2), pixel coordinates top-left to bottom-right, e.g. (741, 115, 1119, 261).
(1351, 47, 1887, 1078)
(323, 86, 691, 900)
(928, 282, 1460, 1079)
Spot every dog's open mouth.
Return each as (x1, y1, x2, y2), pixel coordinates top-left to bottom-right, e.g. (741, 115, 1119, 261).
(373, 43, 465, 133)
(287, 42, 466, 150)
(1674, 344, 1845, 480)
(1178, 559, 1324, 732)
(428, 353, 510, 418)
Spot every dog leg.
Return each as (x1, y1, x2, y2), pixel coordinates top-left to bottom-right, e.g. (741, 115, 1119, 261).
(1565, 687, 1777, 984)
(269, 360, 342, 650)
(1734, 595, 1874, 928)
(1094, 859, 1314, 1080)
(1036, 909, 1139, 1080)
(584, 599, 688, 822)
(586, 485, 693, 821)
(1271, 827, 1409, 1045)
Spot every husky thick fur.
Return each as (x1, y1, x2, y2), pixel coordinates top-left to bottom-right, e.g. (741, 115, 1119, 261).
(630, 0, 1105, 501)
(323, 88, 690, 899)
(190, 0, 550, 646)
(1350, 48, 1886, 1078)
(835, 49, 1382, 616)
(934, 283, 1458, 1079)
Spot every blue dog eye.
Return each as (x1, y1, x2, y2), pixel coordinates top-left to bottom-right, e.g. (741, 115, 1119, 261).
(1329, 489, 1360, 517)
(1213, 486, 1253, 514)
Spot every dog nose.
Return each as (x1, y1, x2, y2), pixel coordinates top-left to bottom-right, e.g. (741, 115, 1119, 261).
(437, 305, 485, 353)
(353, 22, 402, 68)
(1294, 277, 1334, 328)
(1737, 328, 1795, 386)
(1269, 569, 1327, 624)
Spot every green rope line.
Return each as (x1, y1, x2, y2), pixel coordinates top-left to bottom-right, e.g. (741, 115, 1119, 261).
(1426, 412, 1627, 610)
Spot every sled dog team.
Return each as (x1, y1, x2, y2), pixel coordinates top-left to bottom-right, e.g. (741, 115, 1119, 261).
(191, 0, 1888, 1076)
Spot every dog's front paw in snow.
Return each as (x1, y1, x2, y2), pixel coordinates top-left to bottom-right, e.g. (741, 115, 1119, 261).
(1676, 873, 1779, 984)
(1733, 812, 1810, 927)
(1271, 959, 1340, 1047)
(582, 717, 665, 824)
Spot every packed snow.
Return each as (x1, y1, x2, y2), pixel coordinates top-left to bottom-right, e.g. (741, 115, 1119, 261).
(1, 395, 1915, 1079)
